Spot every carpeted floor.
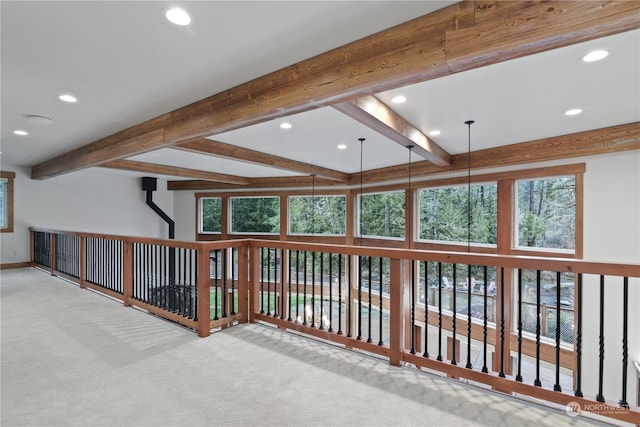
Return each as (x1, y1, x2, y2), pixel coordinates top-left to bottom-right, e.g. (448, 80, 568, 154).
(1, 268, 612, 427)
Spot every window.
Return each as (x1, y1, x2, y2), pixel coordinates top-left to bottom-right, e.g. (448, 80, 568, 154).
(288, 195, 346, 235)
(0, 171, 15, 233)
(418, 183, 497, 245)
(358, 191, 405, 239)
(516, 176, 575, 251)
(230, 196, 280, 234)
(200, 197, 222, 233)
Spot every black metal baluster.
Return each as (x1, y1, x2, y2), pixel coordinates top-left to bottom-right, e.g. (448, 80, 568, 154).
(193, 247, 198, 321)
(423, 261, 429, 358)
(273, 249, 279, 318)
(303, 251, 308, 326)
(437, 262, 443, 362)
(499, 267, 505, 378)
(319, 252, 325, 330)
(482, 265, 488, 373)
(347, 255, 352, 338)
(534, 270, 542, 387)
(575, 273, 583, 397)
(597, 275, 605, 402)
(337, 254, 343, 335)
(410, 260, 415, 353)
(466, 264, 472, 369)
(328, 253, 333, 332)
(287, 250, 293, 322)
(367, 256, 373, 343)
(378, 257, 384, 346)
(280, 249, 285, 319)
(311, 251, 316, 327)
(554, 271, 562, 391)
(222, 248, 228, 318)
(295, 250, 300, 323)
(162, 246, 167, 309)
(260, 247, 265, 315)
(266, 248, 271, 316)
(451, 264, 457, 365)
(357, 256, 363, 340)
(516, 268, 523, 382)
(620, 276, 629, 408)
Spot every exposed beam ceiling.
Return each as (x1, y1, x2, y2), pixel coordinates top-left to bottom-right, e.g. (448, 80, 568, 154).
(100, 159, 250, 185)
(175, 138, 349, 182)
(332, 95, 451, 166)
(29, 1, 640, 180)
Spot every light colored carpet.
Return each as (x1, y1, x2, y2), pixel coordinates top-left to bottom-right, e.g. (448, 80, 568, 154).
(1, 268, 608, 427)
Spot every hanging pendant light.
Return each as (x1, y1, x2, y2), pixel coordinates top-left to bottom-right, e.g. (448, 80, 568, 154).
(310, 173, 316, 242)
(358, 137, 365, 246)
(465, 120, 474, 253)
(406, 145, 414, 250)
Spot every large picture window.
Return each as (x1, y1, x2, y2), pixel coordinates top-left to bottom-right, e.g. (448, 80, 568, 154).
(516, 176, 575, 251)
(288, 195, 346, 235)
(230, 196, 280, 234)
(0, 171, 15, 233)
(358, 191, 405, 239)
(418, 183, 497, 245)
(200, 197, 222, 233)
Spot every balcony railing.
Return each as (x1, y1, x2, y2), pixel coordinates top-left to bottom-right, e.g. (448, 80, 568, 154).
(29, 227, 639, 425)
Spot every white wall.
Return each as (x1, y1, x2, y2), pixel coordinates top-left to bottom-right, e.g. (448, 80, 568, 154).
(173, 190, 197, 241)
(0, 164, 174, 263)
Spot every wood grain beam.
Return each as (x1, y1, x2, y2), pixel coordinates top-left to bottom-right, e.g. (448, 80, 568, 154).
(333, 95, 451, 166)
(31, 1, 640, 179)
(175, 138, 349, 182)
(100, 159, 250, 185)
(168, 175, 339, 191)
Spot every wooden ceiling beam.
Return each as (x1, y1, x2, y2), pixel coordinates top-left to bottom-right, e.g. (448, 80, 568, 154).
(168, 175, 340, 191)
(31, 1, 640, 179)
(175, 138, 349, 182)
(100, 159, 250, 185)
(332, 95, 451, 166)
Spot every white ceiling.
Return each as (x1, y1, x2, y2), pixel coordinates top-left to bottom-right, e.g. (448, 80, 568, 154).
(2, 1, 639, 182)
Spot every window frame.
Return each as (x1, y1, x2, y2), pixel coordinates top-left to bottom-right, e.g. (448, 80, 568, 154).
(0, 171, 15, 233)
(198, 196, 222, 235)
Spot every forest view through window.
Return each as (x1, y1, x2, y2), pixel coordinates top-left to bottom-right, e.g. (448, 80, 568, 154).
(289, 195, 346, 235)
(358, 191, 405, 239)
(231, 196, 280, 234)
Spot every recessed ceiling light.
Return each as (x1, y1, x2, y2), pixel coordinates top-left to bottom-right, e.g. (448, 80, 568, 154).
(565, 108, 582, 116)
(428, 130, 441, 136)
(280, 122, 292, 129)
(583, 50, 608, 62)
(14, 130, 28, 136)
(59, 94, 77, 103)
(337, 144, 347, 150)
(392, 95, 407, 104)
(26, 115, 53, 125)
(165, 7, 192, 26)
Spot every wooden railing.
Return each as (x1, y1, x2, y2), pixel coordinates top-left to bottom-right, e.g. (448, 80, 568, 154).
(29, 228, 639, 425)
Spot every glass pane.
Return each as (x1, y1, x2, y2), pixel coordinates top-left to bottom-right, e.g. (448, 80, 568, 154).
(418, 183, 497, 245)
(0, 180, 6, 229)
(517, 177, 575, 250)
(359, 191, 405, 238)
(289, 195, 346, 235)
(230, 197, 280, 233)
(200, 198, 221, 233)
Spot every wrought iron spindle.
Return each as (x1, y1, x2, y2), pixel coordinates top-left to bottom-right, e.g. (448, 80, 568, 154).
(287, 250, 293, 322)
(280, 248, 285, 320)
(482, 265, 488, 373)
(597, 275, 605, 402)
(357, 256, 363, 340)
(328, 253, 333, 332)
(347, 255, 352, 338)
(437, 262, 443, 362)
(367, 256, 373, 343)
(303, 251, 308, 326)
(516, 269, 523, 382)
(466, 264, 472, 369)
(423, 261, 429, 358)
(193, 247, 198, 321)
(553, 271, 562, 392)
(378, 257, 384, 346)
(451, 264, 457, 365)
(319, 252, 325, 330)
(410, 260, 415, 353)
(337, 253, 343, 335)
(295, 250, 300, 323)
(574, 273, 583, 397)
(534, 270, 542, 387)
(260, 247, 265, 315)
(620, 276, 629, 408)
(266, 248, 271, 316)
(499, 267, 505, 378)
(311, 251, 316, 327)
(222, 248, 228, 318)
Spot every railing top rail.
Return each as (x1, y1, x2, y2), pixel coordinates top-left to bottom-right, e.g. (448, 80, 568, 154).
(247, 239, 640, 279)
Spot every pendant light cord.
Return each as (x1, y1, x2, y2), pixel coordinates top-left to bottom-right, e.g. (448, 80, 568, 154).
(311, 173, 316, 243)
(358, 138, 365, 247)
(465, 120, 474, 253)
(407, 145, 413, 250)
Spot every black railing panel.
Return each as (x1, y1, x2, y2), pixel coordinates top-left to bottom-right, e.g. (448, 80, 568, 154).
(86, 237, 123, 294)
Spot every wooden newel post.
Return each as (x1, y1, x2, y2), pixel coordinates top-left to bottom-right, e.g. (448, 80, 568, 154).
(236, 244, 249, 323)
(122, 241, 133, 306)
(389, 258, 404, 366)
(197, 246, 211, 337)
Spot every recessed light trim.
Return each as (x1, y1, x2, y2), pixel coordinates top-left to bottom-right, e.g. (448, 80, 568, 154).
(565, 108, 582, 116)
(59, 94, 77, 103)
(165, 7, 192, 26)
(391, 95, 407, 104)
(428, 130, 441, 136)
(337, 144, 347, 150)
(279, 122, 292, 129)
(14, 130, 28, 136)
(583, 50, 608, 62)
